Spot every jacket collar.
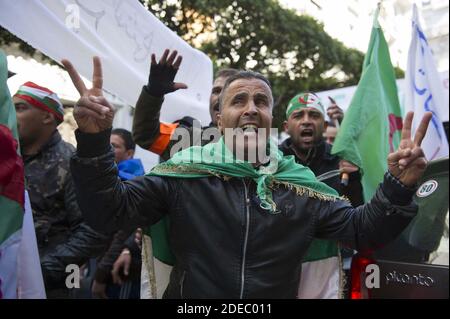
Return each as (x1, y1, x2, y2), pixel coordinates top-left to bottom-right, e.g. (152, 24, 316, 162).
(23, 130, 61, 162)
(280, 137, 337, 165)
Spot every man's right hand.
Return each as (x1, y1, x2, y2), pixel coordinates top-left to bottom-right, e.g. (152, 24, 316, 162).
(327, 96, 344, 124)
(146, 49, 188, 97)
(134, 228, 143, 249)
(61, 57, 114, 133)
(91, 279, 108, 299)
(111, 248, 132, 285)
(387, 111, 431, 187)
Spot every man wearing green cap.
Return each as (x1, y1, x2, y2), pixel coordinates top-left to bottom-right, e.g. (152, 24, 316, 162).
(64, 56, 431, 298)
(281, 92, 364, 298)
(282, 92, 363, 204)
(13, 82, 108, 298)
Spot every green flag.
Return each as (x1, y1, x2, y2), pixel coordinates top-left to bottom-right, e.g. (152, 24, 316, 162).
(331, 7, 403, 201)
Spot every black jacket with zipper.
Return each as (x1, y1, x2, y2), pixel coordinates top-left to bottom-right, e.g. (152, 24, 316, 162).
(71, 128, 418, 299)
(279, 138, 364, 207)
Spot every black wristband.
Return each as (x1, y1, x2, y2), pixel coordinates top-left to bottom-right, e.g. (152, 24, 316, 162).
(381, 172, 417, 206)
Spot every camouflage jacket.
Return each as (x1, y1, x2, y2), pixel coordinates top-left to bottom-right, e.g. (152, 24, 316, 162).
(23, 130, 108, 289)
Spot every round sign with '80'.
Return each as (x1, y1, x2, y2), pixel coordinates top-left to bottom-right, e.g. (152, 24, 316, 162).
(416, 180, 439, 198)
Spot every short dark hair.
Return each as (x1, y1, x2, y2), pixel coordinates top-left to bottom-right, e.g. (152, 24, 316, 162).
(215, 68, 239, 79)
(111, 128, 135, 151)
(219, 71, 273, 110)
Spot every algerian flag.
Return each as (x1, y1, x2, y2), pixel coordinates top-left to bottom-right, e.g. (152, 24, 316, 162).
(332, 5, 403, 201)
(0, 50, 45, 299)
(404, 4, 449, 160)
(140, 218, 173, 299)
(298, 240, 342, 299)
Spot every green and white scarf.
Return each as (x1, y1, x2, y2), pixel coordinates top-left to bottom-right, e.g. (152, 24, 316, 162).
(149, 136, 341, 210)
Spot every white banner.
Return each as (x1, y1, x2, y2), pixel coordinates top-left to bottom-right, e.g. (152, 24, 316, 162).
(404, 4, 449, 160)
(315, 72, 449, 123)
(0, 0, 213, 125)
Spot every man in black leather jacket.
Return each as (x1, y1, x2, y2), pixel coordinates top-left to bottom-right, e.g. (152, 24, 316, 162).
(281, 93, 364, 207)
(63, 57, 431, 299)
(280, 92, 364, 298)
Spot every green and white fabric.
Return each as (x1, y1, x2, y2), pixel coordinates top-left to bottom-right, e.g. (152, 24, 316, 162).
(0, 50, 45, 299)
(286, 92, 326, 119)
(13, 81, 64, 123)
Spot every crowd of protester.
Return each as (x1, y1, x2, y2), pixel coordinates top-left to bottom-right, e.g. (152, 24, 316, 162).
(8, 47, 437, 299)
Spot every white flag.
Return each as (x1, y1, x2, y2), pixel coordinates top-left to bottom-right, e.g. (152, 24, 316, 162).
(17, 191, 46, 299)
(405, 4, 449, 160)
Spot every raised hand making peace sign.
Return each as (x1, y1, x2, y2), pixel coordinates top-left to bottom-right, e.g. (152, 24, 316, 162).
(146, 49, 188, 97)
(61, 56, 114, 133)
(388, 111, 432, 187)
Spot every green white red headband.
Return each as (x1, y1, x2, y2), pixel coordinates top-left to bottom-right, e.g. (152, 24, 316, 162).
(14, 81, 64, 122)
(286, 92, 325, 119)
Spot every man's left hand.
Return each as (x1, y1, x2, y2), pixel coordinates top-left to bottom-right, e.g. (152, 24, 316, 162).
(339, 160, 359, 175)
(388, 111, 432, 187)
(62, 57, 114, 134)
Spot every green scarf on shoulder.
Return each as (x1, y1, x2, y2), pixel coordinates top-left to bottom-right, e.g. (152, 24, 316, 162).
(146, 137, 344, 264)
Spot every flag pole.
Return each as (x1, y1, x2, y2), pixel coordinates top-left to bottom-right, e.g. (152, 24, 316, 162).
(328, 96, 348, 185)
(340, 2, 382, 187)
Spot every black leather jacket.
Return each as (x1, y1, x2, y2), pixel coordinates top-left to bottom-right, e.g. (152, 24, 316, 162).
(71, 129, 418, 299)
(279, 138, 364, 207)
